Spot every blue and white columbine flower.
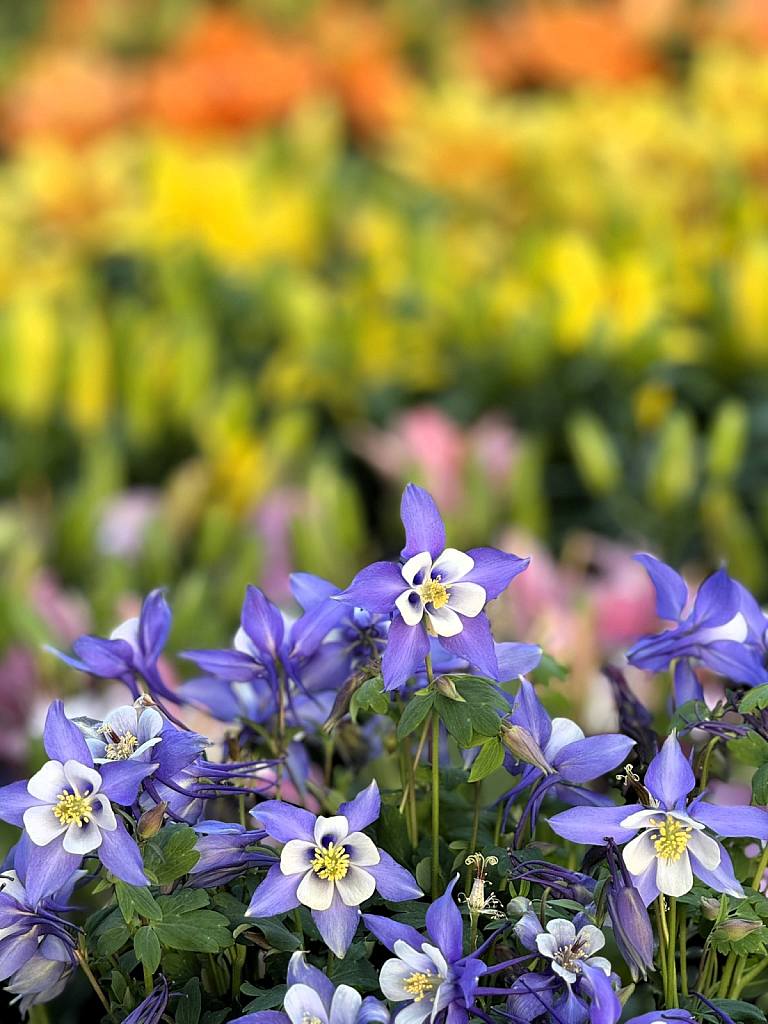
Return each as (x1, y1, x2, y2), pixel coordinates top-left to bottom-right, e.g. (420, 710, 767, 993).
(335, 484, 529, 690)
(85, 703, 164, 764)
(231, 949, 390, 1024)
(549, 731, 768, 904)
(245, 781, 421, 957)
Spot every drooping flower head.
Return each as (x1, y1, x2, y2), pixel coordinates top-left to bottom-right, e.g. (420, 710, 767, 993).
(122, 978, 169, 1024)
(245, 781, 421, 957)
(335, 484, 529, 690)
(188, 820, 277, 888)
(549, 731, 768, 904)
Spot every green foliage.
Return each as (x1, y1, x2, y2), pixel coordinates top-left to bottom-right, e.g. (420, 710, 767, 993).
(729, 733, 768, 768)
(739, 685, 768, 714)
(350, 676, 388, 721)
(468, 737, 506, 782)
(142, 822, 200, 884)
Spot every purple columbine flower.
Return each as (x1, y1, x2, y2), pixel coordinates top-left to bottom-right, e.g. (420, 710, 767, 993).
(548, 731, 768, 904)
(0, 701, 152, 899)
(187, 821, 277, 888)
(5, 934, 75, 1014)
(245, 781, 422, 957)
(334, 484, 529, 690)
(83, 702, 164, 764)
(230, 949, 390, 1024)
(624, 1014, 696, 1024)
(498, 679, 635, 839)
(604, 841, 654, 982)
(626, 555, 767, 703)
(122, 977, 169, 1024)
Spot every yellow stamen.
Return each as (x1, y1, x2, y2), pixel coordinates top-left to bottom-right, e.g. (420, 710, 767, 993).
(652, 816, 692, 862)
(104, 731, 139, 761)
(303, 1016, 323, 1024)
(403, 972, 438, 1002)
(53, 789, 93, 827)
(420, 576, 450, 610)
(311, 842, 350, 881)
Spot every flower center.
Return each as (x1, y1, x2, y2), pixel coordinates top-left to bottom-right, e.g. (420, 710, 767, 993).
(554, 943, 584, 974)
(403, 971, 439, 1002)
(54, 789, 93, 827)
(303, 1016, 323, 1024)
(104, 731, 139, 760)
(420, 576, 450, 610)
(311, 841, 350, 881)
(651, 816, 692, 862)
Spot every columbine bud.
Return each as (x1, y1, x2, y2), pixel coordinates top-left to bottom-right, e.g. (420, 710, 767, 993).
(605, 882, 655, 982)
(322, 669, 369, 733)
(713, 919, 763, 942)
(137, 801, 169, 841)
(500, 722, 553, 775)
(434, 676, 466, 702)
(700, 897, 722, 921)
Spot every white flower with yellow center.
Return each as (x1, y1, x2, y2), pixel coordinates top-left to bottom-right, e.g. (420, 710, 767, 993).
(619, 808, 721, 898)
(395, 550, 486, 638)
(380, 939, 456, 1024)
(22, 760, 117, 856)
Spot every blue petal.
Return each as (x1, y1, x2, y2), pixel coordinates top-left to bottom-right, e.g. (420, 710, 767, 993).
(673, 660, 703, 704)
(99, 818, 149, 885)
(139, 589, 171, 663)
(251, 801, 316, 843)
(0, 932, 39, 982)
(229, 1015, 290, 1024)
(426, 875, 463, 963)
(439, 612, 498, 680)
(338, 780, 380, 833)
(154, 728, 208, 779)
(246, 865, 302, 916)
(335, 562, 407, 615)
(495, 643, 542, 681)
(178, 648, 262, 681)
(689, 845, 744, 898)
(578, 962, 621, 1024)
(552, 735, 635, 784)
(633, 554, 687, 622)
(509, 678, 552, 749)
(286, 951, 334, 1006)
(0, 781, 36, 827)
(99, 760, 156, 805)
(242, 585, 285, 657)
(381, 615, 429, 691)
(644, 732, 694, 810)
(22, 836, 82, 905)
(701, 641, 767, 688)
(692, 569, 741, 627)
(72, 635, 134, 676)
(463, 548, 530, 602)
(177, 677, 246, 721)
(366, 850, 422, 901)
(358, 997, 391, 1024)
(313, 890, 360, 957)
(290, 573, 340, 611)
(43, 700, 94, 766)
(361, 913, 424, 953)
(693, 803, 768, 840)
(547, 805, 643, 845)
(290, 598, 347, 660)
(400, 483, 446, 560)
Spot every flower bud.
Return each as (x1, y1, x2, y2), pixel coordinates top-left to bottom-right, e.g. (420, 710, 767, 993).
(137, 801, 168, 841)
(500, 722, 553, 775)
(434, 675, 466, 702)
(713, 919, 763, 942)
(322, 669, 369, 733)
(606, 883, 655, 982)
(700, 897, 722, 921)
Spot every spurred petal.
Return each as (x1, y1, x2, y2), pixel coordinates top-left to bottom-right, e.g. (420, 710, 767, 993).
(23, 805, 67, 847)
(27, 761, 69, 803)
(495, 643, 542, 681)
(289, 598, 347, 660)
(280, 840, 316, 875)
(284, 986, 329, 1024)
(338, 780, 380, 833)
(686, 828, 721, 870)
(251, 801, 317, 843)
(313, 890, 360, 957)
(98, 818, 148, 885)
(396, 591, 425, 627)
(553, 735, 635, 784)
(431, 549, 474, 584)
(438, 612, 498, 680)
(547, 805, 643, 845)
(401, 552, 433, 588)
(362, 913, 425, 954)
(579, 961, 622, 1024)
(446, 583, 485, 618)
(381, 616, 430, 692)
(139, 589, 171, 663)
(462, 548, 529, 601)
(673, 660, 703, 704)
(297, 870, 335, 911)
(246, 865, 302, 916)
(633, 554, 688, 622)
(509, 679, 551, 748)
(426, 605, 462, 638)
(622, 831, 657, 876)
(43, 701, 93, 767)
(367, 851, 423, 901)
(344, 833, 380, 868)
(242, 586, 284, 657)
(63, 818, 103, 855)
(98, 760, 155, 806)
(400, 484, 446, 561)
(290, 573, 341, 612)
(425, 876, 463, 963)
(692, 569, 741, 626)
(329, 986, 363, 1024)
(178, 649, 262, 681)
(656, 851, 693, 897)
(694, 803, 768, 840)
(644, 733, 694, 810)
(336, 562, 409, 614)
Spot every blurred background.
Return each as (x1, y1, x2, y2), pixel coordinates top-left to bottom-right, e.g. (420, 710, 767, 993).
(4, 0, 768, 791)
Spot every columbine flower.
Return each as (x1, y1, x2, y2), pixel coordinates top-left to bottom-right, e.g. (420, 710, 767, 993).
(245, 781, 421, 957)
(84, 702, 164, 764)
(187, 821, 277, 888)
(230, 950, 390, 1024)
(0, 702, 152, 898)
(548, 731, 768, 904)
(627, 555, 766, 703)
(335, 484, 529, 690)
(499, 679, 635, 838)
(122, 978, 169, 1024)
(604, 841, 655, 982)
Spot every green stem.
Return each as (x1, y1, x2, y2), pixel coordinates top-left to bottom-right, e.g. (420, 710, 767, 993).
(327, 950, 335, 979)
(655, 898, 669, 1001)
(734, 955, 768, 993)
(465, 782, 482, 894)
(699, 737, 719, 793)
(76, 950, 117, 1023)
(276, 665, 287, 801)
(238, 793, 247, 830)
(667, 897, 678, 1008)
(751, 843, 768, 890)
(431, 709, 440, 901)
(469, 911, 478, 953)
(293, 908, 304, 945)
(679, 903, 688, 997)
(718, 951, 738, 998)
(28, 1007, 50, 1024)
(143, 961, 154, 998)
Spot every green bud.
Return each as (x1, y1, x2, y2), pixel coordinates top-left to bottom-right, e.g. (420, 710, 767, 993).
(434, 675, 466, 702)
(700, 897, 722, 921)
(137, 801, 168, 841)
(500, 722, 554, 775)
(713, 919, 763, 941)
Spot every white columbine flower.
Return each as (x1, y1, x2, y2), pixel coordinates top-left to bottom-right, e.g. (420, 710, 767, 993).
(380, 939, 456, 1024)
(535, 919, 612, 986)
(395, 549, 486, 638)
(619, 808, 721, 898)
(23, 761, 117, 855)
(87, 704, 163, 764)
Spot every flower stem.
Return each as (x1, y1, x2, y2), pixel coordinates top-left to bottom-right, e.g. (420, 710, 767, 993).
(293, 908, 304, 944)
(751, 842, 768, 890)
(143, 960, 154, 998)
(28, 1007, 50, 1024)
(276, 664, 287, 801)
(654, 897, 669, 1001)
(679, 902, 688, 996)
(431, 708, 440, 901)
(76, 949, 117, 1023)
(667, 896, 678, 1008)
(718, 951, 738, 998)
(698, 737, 719, 793)
(465, 781, 482, 894)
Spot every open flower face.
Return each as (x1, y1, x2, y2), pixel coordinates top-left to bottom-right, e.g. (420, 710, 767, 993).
(619, 809, 721, 899)
(87, 705, 163, 764)
(535, 920, 612, 986)
(395, 550, 486, 638)
(380, 939, 454, 1024)
(23, 760, 117, 855)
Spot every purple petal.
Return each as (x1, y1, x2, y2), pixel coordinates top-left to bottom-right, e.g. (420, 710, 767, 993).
(230, 1015, 290, 1024)
(22, 837, 82, 905)
(633, 554, 687, 622)
(246, 865, 302, 916)
(381, 615, 430, 691)
(673, 660, 703, 704)
(290, 573, 340, 611)
(0, 932, 40, 982)
(99, 760, 156, 806)
(72, 635, 135, 676)
(338, 781, 381, 833)
(179, 649, 262, 681)
(701, 641, 767, 688)
(692, 569, 741, 627)
(553, 735, 635, 784)
(693, 803, 768, 840)
(362, 913, 424, 953)
(579, 962, 621, 1024)
(400, 483, 446, 560)
(154, 728, 208, 779)
(290, 598, 347, 660)
(509, 679, 552, 749)
(251, 801, 316, 843)
(463, 548, 530, 602)
(43, 700, 94, 766)
(177, 677, 246, 721)
(242, 586, 285, 657)
(335, 562, 407, 615)
(426, 875, 463, 963)
(286, 952, 335, 1005)
(99, 818, 149, 885)
(632, 860, 661, 906)
(367, 851, 423, 901)
(495, 643, 542, 681)
(689, 845, 744, 898)
(313, 890, 360, 957)
(0, 781, 37, 827)
(546, 805, 643, 846)
(439, 612, 498, 680)
(139, 589, 171, 663)
(644, 733, 694, 810)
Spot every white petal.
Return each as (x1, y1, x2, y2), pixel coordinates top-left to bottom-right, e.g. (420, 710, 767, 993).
(430, 548, 474, 584)
(445, 583, 485, 618)
(401, 552, 434, 588)
(381, 958, 431, 1001)
(89, 794, 117, 832)
(425, 605, 462, 638)
(393, 941, 435, 974)
(687, 829, 722, 871)
(656, 851, 693, 897)
(297, 870, 334, 911)
(63, 818, 103, 855)
(335, 866, 376, 906)
(620, 809, 662, 830)
(344, 832, 380, 867)
(575, 924, 605, 955)
(421, 944, 450, 979)
(27, 761, 68, 803)
(314, 815, 349, 846)
(132, 737, 163, 759)
(545, 719, 585, 760)
(535, 933, 560, 960)
(234, 626, 259, 657)
(551, 961, 578, 985)
(395, 1003, 432, 1024)
(103, 707, 139, 736)
(431, 981, 457, 1019)
(698, 613, 747, 645)
(110, 617, 139, 646)
(23, 805, 67, 846)
(284, 985, 329, 1024)
(137, 708, 164, 742)
(330, 985, 362, 1024)
(544, 918, 577, 948)
(585, 956, 612, 976)
(281, 840, 317, 875)
(63, 761, 103, 798)
(396, 590, 425, 627)
(622, 830, 657, 876)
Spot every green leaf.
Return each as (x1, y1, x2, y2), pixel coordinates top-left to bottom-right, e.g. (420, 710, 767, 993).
(528, 653, 569, 685)
(397, 692, 434, 740)
(351, 676, 388, 721)
(241, 985, 287, 1013)
(134, 926, 161, 974)
(331, 953, 381, 992)
(143, 823, 200, 885)
(110, 970, 127, 1003)
(730, 732, 768, 768)
(157, 889, 210, 916)
(434, 694, 472, 746)
(753, 764, 768, 805)
(454, 677, 509, 711)
(247, 916, 302, 951)
(468, 737, 506, 782)
(740, 685, 768, 714)
(670, 699, 712, 731)
(176, 978, 202, 1024)
(97, 923, 131, 958)
(705, 1000, 767, 1024)
(468, 703, 502, 738)
(153, 890, 233, 952)
(115, 880, 162, 924)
